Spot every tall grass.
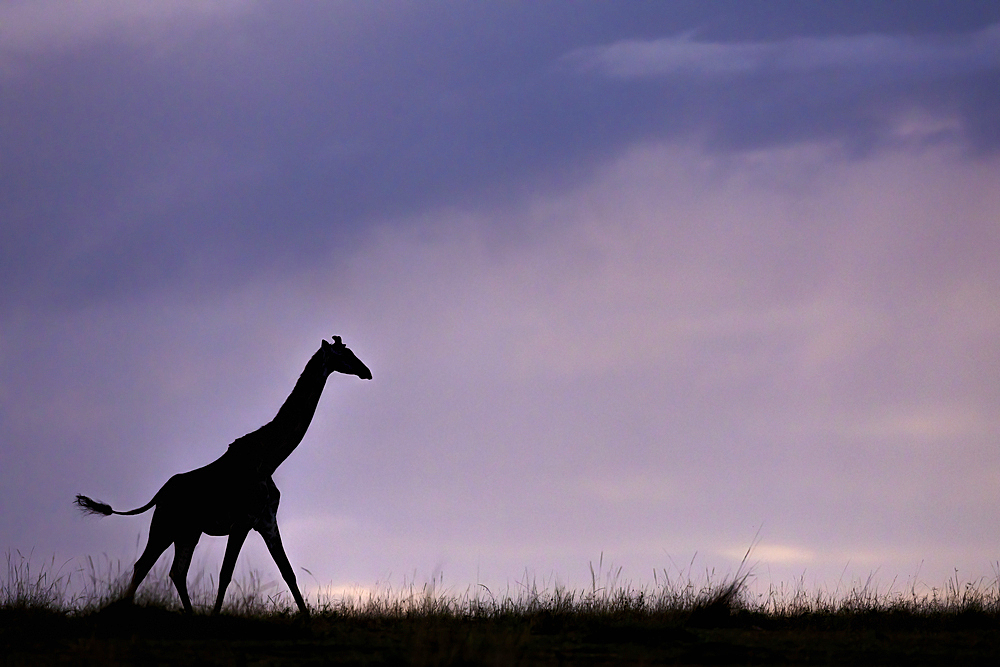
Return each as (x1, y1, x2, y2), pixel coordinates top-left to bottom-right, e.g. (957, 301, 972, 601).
(2, 550, 152, 613)
(304, 551, 752, 621)
(4, 549, 1000, 622)
(2, 551, 75, 611)
(752, 565, 1000, 618)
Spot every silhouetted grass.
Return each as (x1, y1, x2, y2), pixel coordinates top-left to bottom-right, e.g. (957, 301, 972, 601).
(4, 550, 1000, 664)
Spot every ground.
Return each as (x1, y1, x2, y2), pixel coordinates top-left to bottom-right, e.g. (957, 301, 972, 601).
(4, 604, 1000, 665)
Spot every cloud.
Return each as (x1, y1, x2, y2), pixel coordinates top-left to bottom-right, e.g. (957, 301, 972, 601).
(560, 23, 1000, 155)
(563, 23, 1000, 80)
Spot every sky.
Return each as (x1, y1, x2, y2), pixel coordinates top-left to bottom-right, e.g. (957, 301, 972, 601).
(3, 1, 1000, 604)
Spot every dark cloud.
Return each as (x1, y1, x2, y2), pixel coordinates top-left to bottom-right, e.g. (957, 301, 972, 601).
(2, 2, 998, 308)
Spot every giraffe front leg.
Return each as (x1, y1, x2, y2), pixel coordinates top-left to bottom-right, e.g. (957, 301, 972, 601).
(258, 521, 309, 617)
(214, 528, 250, 615)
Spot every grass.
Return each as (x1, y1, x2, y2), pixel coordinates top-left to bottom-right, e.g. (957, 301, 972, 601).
(3, 550, 1000, 665)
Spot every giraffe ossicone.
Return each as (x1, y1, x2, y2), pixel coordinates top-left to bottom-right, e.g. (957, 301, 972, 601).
(75, 336, 371, 616)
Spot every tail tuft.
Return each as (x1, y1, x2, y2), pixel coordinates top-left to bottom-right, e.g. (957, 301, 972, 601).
(75, 494, 113, 516)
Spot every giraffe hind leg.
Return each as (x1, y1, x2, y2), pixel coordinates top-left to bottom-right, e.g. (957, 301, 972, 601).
(125, 519, 173, 604)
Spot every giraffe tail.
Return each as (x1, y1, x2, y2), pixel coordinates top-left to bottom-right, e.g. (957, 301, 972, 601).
(75, 494, 156, 517)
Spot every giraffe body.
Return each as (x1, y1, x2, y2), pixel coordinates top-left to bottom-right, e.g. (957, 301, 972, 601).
(76, 337, 371, 616)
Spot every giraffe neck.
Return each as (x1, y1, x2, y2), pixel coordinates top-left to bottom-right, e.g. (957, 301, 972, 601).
(228, 347, 331, 475)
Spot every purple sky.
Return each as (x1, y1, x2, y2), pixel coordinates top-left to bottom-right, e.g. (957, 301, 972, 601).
(3, 1, 1000, 601)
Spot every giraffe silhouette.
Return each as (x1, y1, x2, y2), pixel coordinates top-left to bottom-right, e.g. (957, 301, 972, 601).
(75, 336, 371, 616)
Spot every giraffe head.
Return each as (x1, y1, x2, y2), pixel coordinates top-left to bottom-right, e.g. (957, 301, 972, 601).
(322, 336, 373, 380)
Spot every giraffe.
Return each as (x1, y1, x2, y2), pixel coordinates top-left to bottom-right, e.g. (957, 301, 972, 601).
(75, 336, 371, 616)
